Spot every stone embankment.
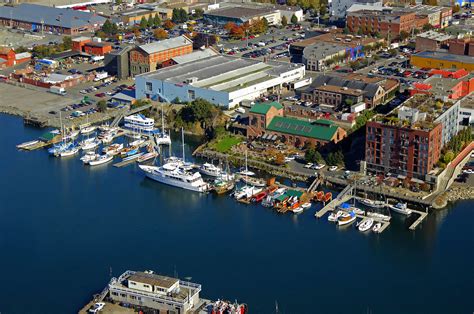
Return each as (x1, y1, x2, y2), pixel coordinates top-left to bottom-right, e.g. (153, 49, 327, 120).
(446, 185, 474, 202)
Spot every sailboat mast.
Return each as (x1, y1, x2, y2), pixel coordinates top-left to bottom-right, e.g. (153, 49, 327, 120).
(181, 127, 185, 162)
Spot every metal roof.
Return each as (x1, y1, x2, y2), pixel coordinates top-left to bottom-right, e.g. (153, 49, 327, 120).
(267, 116, 339, 141)
(138, 36, 192, 55)
(171, 48, 217, 64)
(250, 102, 283, 115)
(0, 4, 106, 29)
(414, 51, 474, 64)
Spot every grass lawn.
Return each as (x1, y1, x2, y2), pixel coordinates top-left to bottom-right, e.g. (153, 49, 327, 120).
(210, 135, 242, 153)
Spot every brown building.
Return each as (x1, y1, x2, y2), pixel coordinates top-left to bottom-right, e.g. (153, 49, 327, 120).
(130, 35, 193, 76)
(72, 37, 112, 56)
(415, 31, 452, 52)
(346, 9, 416, 39)
(448, 37, 474, 57)
(0, 47, 31, 68)
(365, 95, 460, 181)
(299, 74, 399, 110)
(247, 102, 346, 148)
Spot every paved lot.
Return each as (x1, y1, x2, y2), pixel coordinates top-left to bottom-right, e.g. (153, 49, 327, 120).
(0, 28, 63, 49)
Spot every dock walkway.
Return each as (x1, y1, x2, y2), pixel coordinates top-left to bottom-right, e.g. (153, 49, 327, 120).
(409, 210, 428, 230)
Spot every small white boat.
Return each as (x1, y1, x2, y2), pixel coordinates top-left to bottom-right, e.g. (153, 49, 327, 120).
(80, 138, 100, 151)
(130, 138, 145, 147)
(238, 169, 255, 177)
(80, 126, 96, 135)
(101, 134, 114, 144)
(155, 132, 171, 145)
(293, 207, 304, 214)
(367, 212, 391, 222)
(80, 151, 97, 164)
(240, 176, 266, 187)
(372, 222, 382, 233)
(89, 154, 113, 166)
(360, 198, 386, 209)
(358, 218, 374, 232)
(122, 152, 144, 162)
(387, 202, 412, 215)
(300, 202, 312, 209)
(56, 146, 79, 157)
(338, 211, 356, 226)
(16, 140, 39, 149)
(102, 143, 124, 156)
(328, 210, 344, 222)
(199, 163, 222, 177)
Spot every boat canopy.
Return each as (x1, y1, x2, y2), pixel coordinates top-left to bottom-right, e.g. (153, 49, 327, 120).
(340, 202, 351, 209)
(286, 189, 303, 198)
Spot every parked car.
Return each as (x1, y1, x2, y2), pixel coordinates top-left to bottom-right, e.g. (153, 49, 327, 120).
(304, 163, 313, 169)
(329, 166, 338, 171)
(312, 164, 325, 170)
(89, 302, 105, 313)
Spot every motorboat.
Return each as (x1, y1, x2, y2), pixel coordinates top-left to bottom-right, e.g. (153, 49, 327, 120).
(80, 126, 96, 135)
(338, 211, 356, 226)
(292, 206, 304, 214)
(300, 202, 312, 209)
(80, 138, 100, 151)
(387, 202, 412, 215)
(56, 145, 79, 157)
(16, 140, 39, 149)
(359, 198, 386, 209)
(367, 212, 391, 222)
(358, 218, 374, 232)
(233, 186, 262, 200)
(102, 143, 124, 156)
(137, 151, 158, 163)
(120, 146, 139, 157)
(212, 179, 235, 195)
(101, 133, 114, 144)
(89, 154, 113, 166)
(328, 210, 345, 222)
(372, 222, 382, 233)
(251, 190, 267, 203)
(199, 163, 222, 177)
(240, 176, 266, 187)
(122, 152, 144, 162)
(80, 151, 97, 164)
(129, 138, 145, 147)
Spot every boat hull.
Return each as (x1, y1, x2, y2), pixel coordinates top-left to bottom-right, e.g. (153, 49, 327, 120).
(141, 167, 208, 193)
(388, 204, 412, 215)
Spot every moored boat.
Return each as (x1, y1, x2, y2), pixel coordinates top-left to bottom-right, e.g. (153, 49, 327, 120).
(251, 190, 267, 202)
(80, 151, 97, 164)
(56, 145, 79, 157)
(358, 218, 374, 232)
(328, 210, 344, 222)
(360, 198, 385, 209)
(372, 222, 382, 233)
(387, 202, 412, 215)
(292, 206, 304, 214)
(80, 138, 100, 151)
(241, 176, 266, 187)
(137, 151, 158, 163)
(199, 163, 222, 177)
(16, 140, 39, 149)
(89, 154, 114, 166)
(338, 211, 356, 226)
(102, 143, 124, 156)
(300, 202, 312, 209)
(80, 126, 96, 135)
(367, 211, 391, 222)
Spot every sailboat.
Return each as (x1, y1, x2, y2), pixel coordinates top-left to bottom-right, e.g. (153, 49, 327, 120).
(155, 104, 171, 145)
(238, 150, 255, 176)
(54, 112, 80, 157)
(80, 115, 96, 134)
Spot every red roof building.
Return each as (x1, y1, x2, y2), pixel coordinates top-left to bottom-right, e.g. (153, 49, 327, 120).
(72, 36, 112, 56)
(0, 47, 31, 68)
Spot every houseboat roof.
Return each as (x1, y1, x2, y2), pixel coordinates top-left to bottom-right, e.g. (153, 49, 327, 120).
(128, 272, 179, 288)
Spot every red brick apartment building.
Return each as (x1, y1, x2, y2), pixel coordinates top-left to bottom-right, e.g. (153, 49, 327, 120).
(130, 35, 193, 76)
(72, 37, 112, 56)
(347, 9, 416, 38)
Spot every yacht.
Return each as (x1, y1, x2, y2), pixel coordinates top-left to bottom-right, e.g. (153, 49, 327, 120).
(367, 212, 391, 222)
(387, 202, 412, 215)
(241, 176, 266, 187)
(56, 145, 79, 157)
(328, 210, 344, 222)
(199, 163, 222, 177)
(233, 185, 262, 200)
(123, 114, 157, 133)
(80, 138, 100, 151)
(139, 128, 208, 193)
(80, 151, 97, 164)
(102, 143, 124, 156)
(80, 126, 96, 135)
(139, 163, 208, 192)
(89, 154, 114, 166)
(358, 218, 374, 232)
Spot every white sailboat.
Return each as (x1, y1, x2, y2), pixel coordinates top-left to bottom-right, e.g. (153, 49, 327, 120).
(155, 104, 171, 145)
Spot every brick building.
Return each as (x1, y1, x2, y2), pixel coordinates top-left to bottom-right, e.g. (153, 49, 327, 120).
(72, 37, 112, 56)
(130, 35, 193, 76)
(409, 70, 474, 101)
(346, 9, 416, 39)
(448, 37, 474, 57)
(247, 102, 347, 148)
(365, 94, 460, 181)
(415, 31, 452, 52)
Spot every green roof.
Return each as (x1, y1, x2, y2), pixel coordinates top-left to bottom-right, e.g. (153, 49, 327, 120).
(39, 132, 56, 141)
(249, 101, 283, 115)
(267, 116, 339, 141)
(286, 189, 303, 198)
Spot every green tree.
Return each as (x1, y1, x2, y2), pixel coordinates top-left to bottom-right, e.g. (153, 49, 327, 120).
(102, 19, 113, 34)
(97, 100, 107, 112)
(139, 17, 148, 30)
(194, 8, 204, 19)
(281, 15, 288, 27)
(291, 14, 298, 25)
(62, 36, 72, 50)
(153, 14, 161, 27)
(422, 23, 433, 31)
(147, 15, 154, 28)
(400, 30, 410, 41)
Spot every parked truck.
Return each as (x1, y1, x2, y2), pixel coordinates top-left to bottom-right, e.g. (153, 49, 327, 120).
(49, 86, 67, 96)
(94, 72, 108, 82)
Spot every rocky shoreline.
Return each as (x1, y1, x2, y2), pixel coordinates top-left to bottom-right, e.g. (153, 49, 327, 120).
(446, 185, 474, 202)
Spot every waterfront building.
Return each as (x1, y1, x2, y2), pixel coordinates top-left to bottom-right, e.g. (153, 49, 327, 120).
(365, 94, 460, 181)
(299, 74, 399, 110)
(411, 51, 474, 71)
(130, 36, 193, 76)
(0, 4, 105, 35)
(108, 270, 202, 313)
(247, 101, 346, 147)
(135, 55, 305, 109)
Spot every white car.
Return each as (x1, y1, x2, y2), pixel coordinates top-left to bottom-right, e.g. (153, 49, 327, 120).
(89, 302, 105, 313)
(235, 107, 245, 114)
(329, 166, 338, 171)
(312, 164, 325, 170)
(304, 162, 313, 169)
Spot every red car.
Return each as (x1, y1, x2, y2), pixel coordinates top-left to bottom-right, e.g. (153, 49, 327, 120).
(241, 37, 247, 41)
(403, 71, 412, 77)
(249, 35, 255, 39)
(95, 93, 106, 98)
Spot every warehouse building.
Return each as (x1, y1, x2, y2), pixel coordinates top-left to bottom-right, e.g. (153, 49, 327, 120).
(0, 4, 106, 35)
(410, 51, 474, 71)
(135, 55, 305, 109)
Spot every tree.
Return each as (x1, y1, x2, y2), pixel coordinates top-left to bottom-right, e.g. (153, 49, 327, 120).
(452, 4, 460, 13)
(153, 14, 161, 27)
(275, 153, 285, 165)
(400, 30, 409, 41)
(154, 28, 168, 40)
(172, 8, 188, 23)
(291, 14, 298, 25)
(97, 100, 107, 113)
(139, 16, 148, 30)
(62, 36, 72, 50)
(147, 15, 154, 28)
(192, 33, 217, 49)
(224, 22, 236, 32)
(194, 8, 204, 19)
(422, 23, 433, 31)
(281, 15, 288, 27)
(163, 19, 175, 30)
(102, 19, 113, 34)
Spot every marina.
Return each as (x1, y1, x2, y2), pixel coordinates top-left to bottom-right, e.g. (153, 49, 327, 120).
(1, 114, 473, 313)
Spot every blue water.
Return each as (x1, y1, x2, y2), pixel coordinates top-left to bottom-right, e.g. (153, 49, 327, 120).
(0, 114, 473, 314)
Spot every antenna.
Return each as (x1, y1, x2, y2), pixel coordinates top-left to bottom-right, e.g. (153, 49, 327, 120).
(181, 127, 185, 162)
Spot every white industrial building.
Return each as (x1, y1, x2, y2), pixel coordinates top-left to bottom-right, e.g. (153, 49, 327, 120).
(330, 0, 383, 19)
(135, 55, 305, 109)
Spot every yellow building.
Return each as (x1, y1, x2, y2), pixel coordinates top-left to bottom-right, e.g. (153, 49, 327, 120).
(411, 51, 474, 71)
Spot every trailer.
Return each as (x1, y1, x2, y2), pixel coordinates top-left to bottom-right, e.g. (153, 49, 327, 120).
(49, 86, 67, 96)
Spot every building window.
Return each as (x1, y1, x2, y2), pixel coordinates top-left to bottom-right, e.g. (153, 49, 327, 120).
(146, 82, 152, 92)
(188, 90, 196, 100)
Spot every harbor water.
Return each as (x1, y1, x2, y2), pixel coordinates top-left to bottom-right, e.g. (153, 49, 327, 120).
(0, 114, 473, 314)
